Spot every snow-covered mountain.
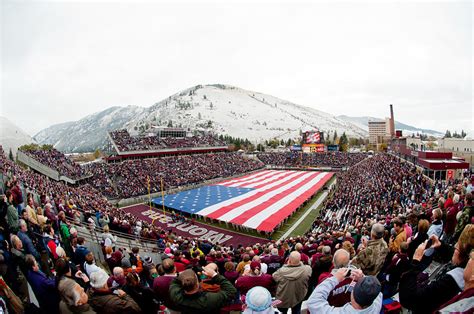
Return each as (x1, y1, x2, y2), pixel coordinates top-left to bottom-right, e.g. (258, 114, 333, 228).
(338, 115, 444, 137)
(34, 84, 368, 152)
(0, 116, 35, 156)
(34, 106, 144, 152)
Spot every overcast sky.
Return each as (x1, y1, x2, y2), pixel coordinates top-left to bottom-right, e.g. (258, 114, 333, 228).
(1, 0, 472, 136)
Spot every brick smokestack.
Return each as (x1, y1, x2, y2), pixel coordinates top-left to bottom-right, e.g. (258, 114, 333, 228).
(390, 104, 395, 137)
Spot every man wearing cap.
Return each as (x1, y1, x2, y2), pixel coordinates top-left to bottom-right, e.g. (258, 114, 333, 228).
(87, 269, 141, 313)
(307, 268, 383, 313)
(351, 223, 389, 276)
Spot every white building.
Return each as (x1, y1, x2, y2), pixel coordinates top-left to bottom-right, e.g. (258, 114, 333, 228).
(438, 137, 474, 170)
(368, 119, 391, 145)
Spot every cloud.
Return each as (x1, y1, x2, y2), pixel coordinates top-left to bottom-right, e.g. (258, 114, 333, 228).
(1, 1, 471, 135)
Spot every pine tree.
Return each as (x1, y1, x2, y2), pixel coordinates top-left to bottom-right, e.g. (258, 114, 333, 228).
(9, 148, 14, 161)
(339, 132, 349, 152)
(333, 130, 338, 143)
(445, 130, 452, 138)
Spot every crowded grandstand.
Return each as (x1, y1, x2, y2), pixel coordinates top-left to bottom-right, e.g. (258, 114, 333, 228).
(0, 134, 473, 314)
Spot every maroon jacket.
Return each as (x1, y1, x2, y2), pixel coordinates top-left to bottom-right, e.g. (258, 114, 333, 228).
(235, 274, 274, 295)
(153, 274, 178, 310)
(318, 274, 354, 307)
(11, 185, 23, 207)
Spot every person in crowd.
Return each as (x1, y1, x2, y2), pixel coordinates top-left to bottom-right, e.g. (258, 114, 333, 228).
(435, 249, 474, 313)
(169, 265, 237, 314)
(25, 254, 60, 313)
(74, 237, 90, 267)
(236, 254, 251, 275)
(308, 245, 332, 296)
(399, 224, 474, 313)
(153, 258, 179, 313)
(43, 224, 61, 260)
(100, 225, 117, 248)
(123, 272, 159, 313)
(17, 219, 40, 259)
(454, 192, 473, 241)
(407, 218, 429, 259)
(422, 208, 444, 267)
(243, 255, 268, 274)
(223, 261, 239, 285)
(57, 277, 95, 314)
(351, 223, 388, 276)
(235, 261, 274, 296)
(5, 191, 19, 233)
(317, 249, 355, 307)
(272, 251, 312, 314)
(87, 269, 141, 313)
(10, 234, 28, 301)
(389, 218, 407, 254)
(379, 241, 410, 298)
(25, 197, 39, 229)
(83, 252, 102, 277)
(107, 267, 126, 289)
(55, 257, 90, 290)
(307, 268, 383, 313)
(261, 248, 283, 275)
(242, 286, 280, 314)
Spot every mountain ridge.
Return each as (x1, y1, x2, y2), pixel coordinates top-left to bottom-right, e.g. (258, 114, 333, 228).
(33, 84, 369, 152)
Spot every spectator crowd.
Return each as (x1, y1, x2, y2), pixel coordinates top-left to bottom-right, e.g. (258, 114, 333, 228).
(21, 148, 87, 179)
(0, 144, 473, 313)
(257, 152, 368, 168)
(110, 130, 226, 152)
(85, 153, 264, 199)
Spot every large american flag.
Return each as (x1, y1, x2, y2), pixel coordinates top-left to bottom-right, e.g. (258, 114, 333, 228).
(153, 170, 333, 232)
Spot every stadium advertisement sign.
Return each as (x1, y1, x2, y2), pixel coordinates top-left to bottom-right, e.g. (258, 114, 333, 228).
(302, 144, 326, 153)
(327, 145, 339, 151)
(290, 145, 302, 151)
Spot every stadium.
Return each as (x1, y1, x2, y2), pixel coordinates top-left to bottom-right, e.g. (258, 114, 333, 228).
(1, 2, 472, 312)
(1, 123, 473, 314)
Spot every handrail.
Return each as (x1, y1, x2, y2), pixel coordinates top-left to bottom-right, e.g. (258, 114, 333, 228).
(65, 217, 159, 246)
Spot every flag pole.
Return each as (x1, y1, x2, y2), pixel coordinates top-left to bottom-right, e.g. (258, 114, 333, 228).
(147, 176, 151, 211)
(161, 178, 165, 217)
(149, 176, 157, 226)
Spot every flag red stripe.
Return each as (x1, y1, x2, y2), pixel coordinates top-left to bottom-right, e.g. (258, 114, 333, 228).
(255, 172, 333, 232)
(205, 171, 309, 220)
(228, 172, 322, 225)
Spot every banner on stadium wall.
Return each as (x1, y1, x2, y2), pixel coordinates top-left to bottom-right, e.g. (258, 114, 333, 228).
(327, 145, 339, 151)
(290, 145, 302, 151)
(302, 144, 326, 153)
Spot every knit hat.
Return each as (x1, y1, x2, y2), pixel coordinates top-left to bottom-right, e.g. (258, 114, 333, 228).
(144, 256, 153, 264)
(250, 261, 261, 271)
(245, 286, 272, 313)
(121, 257, 132, 268)
(353, 276, 381, 307)
(90, 269, 109, 289)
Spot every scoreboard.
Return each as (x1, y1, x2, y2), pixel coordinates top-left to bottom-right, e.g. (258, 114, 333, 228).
(303, 131, 324, 144)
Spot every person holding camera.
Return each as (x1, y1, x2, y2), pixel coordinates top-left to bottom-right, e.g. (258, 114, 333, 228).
(399, 224, 474, 313)
(169, 264, 236, 314)
(307, 266, 382, 313)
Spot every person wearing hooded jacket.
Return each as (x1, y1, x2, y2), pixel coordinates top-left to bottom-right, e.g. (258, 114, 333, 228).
(272, 251, 311, 314)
